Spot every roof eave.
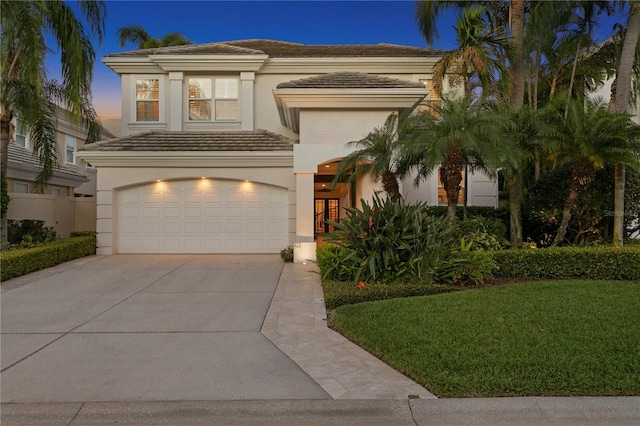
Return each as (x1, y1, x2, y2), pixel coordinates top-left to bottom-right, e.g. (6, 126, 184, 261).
(272, 88, 428, 132)
(75, 150, 294, 168)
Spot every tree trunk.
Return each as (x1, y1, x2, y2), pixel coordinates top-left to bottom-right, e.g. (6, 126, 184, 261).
(381, 170, 401, 202)
(508, 171, 523, 248)
(611, 2, 640, 246)
(509, 0, 526, 109)
(553, 163, 594, 246)
(613, 164, 625, 243)
(1, 114, 12, 245)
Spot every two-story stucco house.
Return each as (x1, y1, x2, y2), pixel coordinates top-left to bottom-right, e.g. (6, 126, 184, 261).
(77, 39, 499, 261)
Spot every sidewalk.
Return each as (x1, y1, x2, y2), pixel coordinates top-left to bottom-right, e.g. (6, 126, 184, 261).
(3, 397, 639, 425)
(261, 262, 434, 399)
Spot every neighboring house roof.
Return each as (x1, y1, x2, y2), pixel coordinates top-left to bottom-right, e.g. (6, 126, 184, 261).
(80, 130, 296, 152)
(7, 142, 89, 186)
(277, 72, 425, 89)
(105, 39, 445, 58)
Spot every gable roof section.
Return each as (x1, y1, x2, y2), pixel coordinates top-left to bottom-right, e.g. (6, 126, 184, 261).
(277, 72, 425, 89)
(80, 130, 295, 152)
(105, 39, 444, 58)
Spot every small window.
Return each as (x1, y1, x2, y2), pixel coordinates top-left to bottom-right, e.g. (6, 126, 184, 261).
(188, 77, 238, 122)
(136, 78, 160, 121)
(14, 118, 29, 148)
(14, 182, 29, 193)
(52, 187, 62, 197)
(65, 135, 76, 164)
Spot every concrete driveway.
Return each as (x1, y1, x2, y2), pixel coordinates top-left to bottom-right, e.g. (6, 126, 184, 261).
(0, 254, 329, 402)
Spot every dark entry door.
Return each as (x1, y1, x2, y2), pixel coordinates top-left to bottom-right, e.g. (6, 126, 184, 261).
(315, 198, 339, 234)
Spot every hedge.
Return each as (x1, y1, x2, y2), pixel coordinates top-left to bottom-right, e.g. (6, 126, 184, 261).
(1, 235, 96, 281)
(323, 280, 457, 309)
(492, 246, 640, 280)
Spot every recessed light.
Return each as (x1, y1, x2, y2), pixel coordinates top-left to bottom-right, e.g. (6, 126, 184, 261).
(324, 165, 331, 168)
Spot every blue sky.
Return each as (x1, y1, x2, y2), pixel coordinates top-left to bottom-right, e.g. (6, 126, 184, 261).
(54, 1, 628, 119)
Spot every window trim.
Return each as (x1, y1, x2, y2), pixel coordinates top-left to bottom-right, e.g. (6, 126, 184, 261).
(132, 75, 165, 123)
(65, 135, 77, 165)
(186, 76, 240, 123)
(14, 182, 29, 193)
(13, 117, 30, 148)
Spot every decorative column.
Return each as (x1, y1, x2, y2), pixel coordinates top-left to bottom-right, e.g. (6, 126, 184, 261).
(169, 72, 183, 131)
(294, 172, 316, 263)
(240, 72, 255, 131)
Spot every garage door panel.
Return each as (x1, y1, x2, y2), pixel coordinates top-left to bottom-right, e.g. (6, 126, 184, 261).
(184, 207, 202, 217)
(163, 207, 181, 217)
(117, 179, 288, 254)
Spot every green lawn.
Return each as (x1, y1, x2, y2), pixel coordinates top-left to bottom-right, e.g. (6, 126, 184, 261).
(330, 280, 640, 397)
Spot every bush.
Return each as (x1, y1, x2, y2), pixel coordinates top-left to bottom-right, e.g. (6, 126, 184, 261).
(70, 231, 97, 237)
(1, 235, 96, 281)
(321, 195, 493, 285)
(7, 219, 57, 247)
(280, 246, 294, 262)
(322, 279, 457, 309)
(491, 246, 640, 280)
(316, 244, 363, 282)
(453, 217, 509, 251)
(524, 164, 640, 245)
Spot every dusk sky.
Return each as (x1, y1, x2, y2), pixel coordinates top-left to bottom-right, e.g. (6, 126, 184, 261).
(55, 1, 628, 119)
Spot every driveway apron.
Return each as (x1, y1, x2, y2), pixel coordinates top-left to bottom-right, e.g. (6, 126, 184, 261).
(0, 255, 329, 402)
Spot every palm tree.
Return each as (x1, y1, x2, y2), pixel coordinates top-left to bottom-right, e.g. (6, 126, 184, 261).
(1, 0, 105, 241)
(431, 5, 510, 98)
(612, 1, 640, 246)
(403, 96, 514, 221)
(543, 98, 640, 245)
(334, 110, 419, 202)
(117, 24, 191, 49)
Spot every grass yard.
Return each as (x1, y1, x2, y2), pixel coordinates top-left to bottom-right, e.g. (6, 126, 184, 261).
(330, 280, 640, 398)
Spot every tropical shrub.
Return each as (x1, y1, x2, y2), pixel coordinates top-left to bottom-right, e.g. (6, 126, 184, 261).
(454, 216, 509, 250)
(316, 244, 363, 282)
(321, 195, 491, 284)
(7, 219, 57, 247)
(524, 164, 640, 246)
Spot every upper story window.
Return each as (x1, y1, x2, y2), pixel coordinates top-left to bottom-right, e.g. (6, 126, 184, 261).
(52, 187, 62, 197)
(65, 135, 76, 165)
(418, 79, 442, 116)
(136, 78, 160, 121)
(14, 182, 29, 193)
(188, 77, 238, 122)
(14, 118, 29, 148)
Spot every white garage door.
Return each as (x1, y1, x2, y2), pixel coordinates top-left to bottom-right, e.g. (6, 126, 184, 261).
(117, 179, 288, 253)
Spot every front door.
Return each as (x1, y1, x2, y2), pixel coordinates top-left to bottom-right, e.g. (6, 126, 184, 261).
(314, 198, 339, 235)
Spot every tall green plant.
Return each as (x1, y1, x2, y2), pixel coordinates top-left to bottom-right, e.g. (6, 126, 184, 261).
(323, 194, 464, 284)
(542, 98, 640, 245)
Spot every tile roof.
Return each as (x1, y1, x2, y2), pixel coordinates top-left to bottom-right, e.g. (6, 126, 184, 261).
(106, 39, 445, 58)
(8, 142, 88, 180)
(276, 72, 425, 89)
(80, 130, 295, 152)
